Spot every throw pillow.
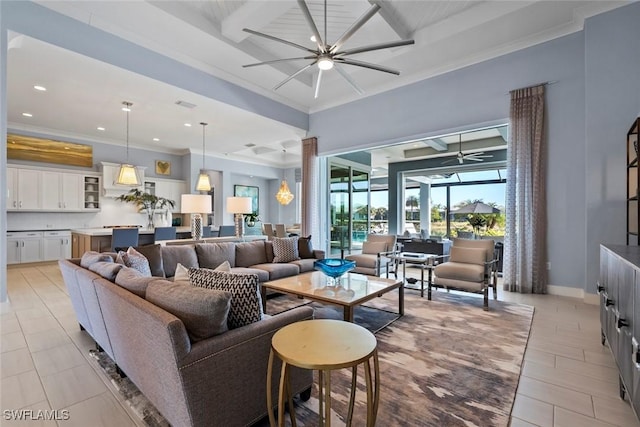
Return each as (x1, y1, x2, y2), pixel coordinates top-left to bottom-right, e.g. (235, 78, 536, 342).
(272, 237, 300, 263)
(133, 244, 164, 277)
(115, 267, 157, 298)
(188, 268, 263, 329)
(214, 260, 231, 272)
(298, 235, 314, 259)
(80, 251, 113, 269)
(146, 281, 231, 342)
(88, 261, 124, 281)
(174, 263, 190, 283)
(117, 247, 152, 277)
(362, 241, 387, 255)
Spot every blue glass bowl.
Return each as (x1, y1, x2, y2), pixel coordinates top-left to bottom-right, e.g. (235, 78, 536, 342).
(314, 259, 356, 278)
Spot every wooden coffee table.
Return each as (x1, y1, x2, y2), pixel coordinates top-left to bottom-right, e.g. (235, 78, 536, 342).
(261, 271, 403, 324)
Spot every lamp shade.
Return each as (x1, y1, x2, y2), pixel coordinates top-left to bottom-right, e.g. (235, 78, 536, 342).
(226, 197, 252, 214)
(115, 164, 140, 186)
(181, 194, 212, 214)
(195, 172, 211, 192)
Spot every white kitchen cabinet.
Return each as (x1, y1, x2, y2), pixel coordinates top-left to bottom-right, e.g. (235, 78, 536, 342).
(7, 167, 42, 211)
(150, 178, 187, 212)
(6, 231, 43, 264)
(43, 231, 72, 261)
(42, 172, 82, 211)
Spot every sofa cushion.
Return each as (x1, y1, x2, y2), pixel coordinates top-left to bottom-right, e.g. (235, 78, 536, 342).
(80, 251, 113, 268)
(114, 266, 158, 298)
(195, 243, 236, 269)
(146, 281, 231, 342)
(251, 263, 300, 280)
(272, 237, 300, 263)
(215, 260, 231, 272)
(235, 241, 267, 267)
(362, 241, 387, 255)
(344, 253, 380, 269)
(229, 267, 270, 282)
(162, 245, 199, 278)
(174, 263, 190, 283)
(88, 261, 124, 281)
(291, 258, 317, 273)
(116, 247, 152, 277)
(189, 269, 263, 329)
(133, 244, 164, 277)
(434, 261, 484, 283)
(449, 246, 486, 265)
(298, 235, 314, 259)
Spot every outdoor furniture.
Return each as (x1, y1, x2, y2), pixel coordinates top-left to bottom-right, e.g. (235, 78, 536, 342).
(345, 234, 398, 277)
(430, 238, 498, 310)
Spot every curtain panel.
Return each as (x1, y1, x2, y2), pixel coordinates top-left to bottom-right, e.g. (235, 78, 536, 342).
(301, 137, 320, 248)
(504, 85, 547, 294)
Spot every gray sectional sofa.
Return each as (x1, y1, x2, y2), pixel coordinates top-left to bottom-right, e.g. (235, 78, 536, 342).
(59, 239, 325, 427)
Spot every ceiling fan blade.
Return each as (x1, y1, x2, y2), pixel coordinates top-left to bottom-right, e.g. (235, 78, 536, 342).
(337, 39, 415, 57)
(464, 157, 485, 162)
(314, 69, 323, 99)
(335, 64, 364, 95)
(273, 61, 316, 91)
(243, 56, 316, 68)
(297, 0, 326, 53)
(330, 3, 381, 54)
(243, 28, 316, 54)
(336, 58, 400, 75)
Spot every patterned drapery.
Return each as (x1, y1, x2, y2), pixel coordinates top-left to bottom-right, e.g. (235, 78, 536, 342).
(504, 85, 547, 294)
(301, 137, 320, 248)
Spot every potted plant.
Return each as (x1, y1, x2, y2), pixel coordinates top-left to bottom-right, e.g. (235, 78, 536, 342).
(244, 211, 261, 227)
(115, 189, 175, 229)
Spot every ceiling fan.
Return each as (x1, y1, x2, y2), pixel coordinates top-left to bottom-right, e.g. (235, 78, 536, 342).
(242, 0, 414, 98)
(443, 135, 493, 165)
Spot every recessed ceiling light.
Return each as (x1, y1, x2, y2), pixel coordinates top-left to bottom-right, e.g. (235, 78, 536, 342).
(310, 35, 317, 42)
(22, 112, 32, 117)
(153, 138, 160, 142)
(184, 123, 192, 127)
(97, 127, 105, 131)
(33, 85, 46, 91)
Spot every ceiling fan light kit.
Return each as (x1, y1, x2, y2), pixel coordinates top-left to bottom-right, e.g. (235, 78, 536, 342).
(242, 0, 414, 98)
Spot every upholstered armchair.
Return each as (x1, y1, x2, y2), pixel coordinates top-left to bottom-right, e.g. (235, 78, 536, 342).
(345, 234, 398, 276)
(429, 238, 498, 310)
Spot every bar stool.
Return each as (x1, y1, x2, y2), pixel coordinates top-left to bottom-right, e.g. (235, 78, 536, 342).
(267, 319, 379, 427)
(111, 227, 139, 252)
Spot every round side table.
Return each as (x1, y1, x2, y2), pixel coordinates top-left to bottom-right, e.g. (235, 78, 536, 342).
(267, 319, 379, 427)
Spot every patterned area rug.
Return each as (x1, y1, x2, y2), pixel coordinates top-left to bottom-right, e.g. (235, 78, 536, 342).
(89, 289, 533, 427)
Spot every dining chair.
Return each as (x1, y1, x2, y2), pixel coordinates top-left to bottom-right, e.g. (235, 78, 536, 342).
(274, 224, 286, 238)
(154, 226, 176, 242)
(202, 226, 214, 237)
(111, 227, 139, 252)
(262, 223, 275, 240)
(218, 225, 236, 237)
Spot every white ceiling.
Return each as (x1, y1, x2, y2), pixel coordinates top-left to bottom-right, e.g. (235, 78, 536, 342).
(7, 1, 626, 168)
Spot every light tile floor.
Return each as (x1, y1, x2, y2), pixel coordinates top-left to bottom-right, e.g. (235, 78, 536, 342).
(1, 263, 639, 427)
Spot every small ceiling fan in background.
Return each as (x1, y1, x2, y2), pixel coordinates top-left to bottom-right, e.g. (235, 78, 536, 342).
(443, 134, 494, 165)
(242, 0, 414, 98)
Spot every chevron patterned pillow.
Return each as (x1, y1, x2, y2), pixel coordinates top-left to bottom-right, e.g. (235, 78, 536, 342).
(272, 237, 300, 263)
(188, 268, 263, 329)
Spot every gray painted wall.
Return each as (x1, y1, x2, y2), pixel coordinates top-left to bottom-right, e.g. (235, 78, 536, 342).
(584, 3, 640, 294)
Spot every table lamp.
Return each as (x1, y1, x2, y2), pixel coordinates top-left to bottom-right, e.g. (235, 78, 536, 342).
(181, 194, 212, 240)
(226, 197, 252, 237)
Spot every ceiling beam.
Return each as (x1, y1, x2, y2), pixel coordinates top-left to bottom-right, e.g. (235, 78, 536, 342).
(222, 1, 296, 43)
(368, 0, 412, 40)
(424, 138, 448, 151)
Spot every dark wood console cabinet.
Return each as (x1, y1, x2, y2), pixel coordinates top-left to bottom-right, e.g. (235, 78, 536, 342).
(599, 244, 640, 420)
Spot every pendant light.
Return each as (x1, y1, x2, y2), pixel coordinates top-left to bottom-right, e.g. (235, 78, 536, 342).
(275, 149, 294, 205)
(115, 101, 141, 186)
(195, 122, 212, 192)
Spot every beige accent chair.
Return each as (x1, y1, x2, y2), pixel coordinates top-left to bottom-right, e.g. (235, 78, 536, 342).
(275, 224, 287, 238)
(262, 223, 275, 240)
(345, 234, 398, 276)
(429, 238, 498, 310)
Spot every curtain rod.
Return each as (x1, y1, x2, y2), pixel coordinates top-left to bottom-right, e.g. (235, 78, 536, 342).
(505, 80, 558, 95)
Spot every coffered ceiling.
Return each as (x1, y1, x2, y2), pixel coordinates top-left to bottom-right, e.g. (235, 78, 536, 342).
(6, 1, 626, 168)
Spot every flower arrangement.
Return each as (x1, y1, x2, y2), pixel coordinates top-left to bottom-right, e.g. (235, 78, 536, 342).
(115, 189, 175, 228)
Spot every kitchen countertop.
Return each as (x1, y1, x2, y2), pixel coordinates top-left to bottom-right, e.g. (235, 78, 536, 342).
(70, 226, 195, 236)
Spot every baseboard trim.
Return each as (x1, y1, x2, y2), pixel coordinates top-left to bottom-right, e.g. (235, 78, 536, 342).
(546, 285, 599, 305)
